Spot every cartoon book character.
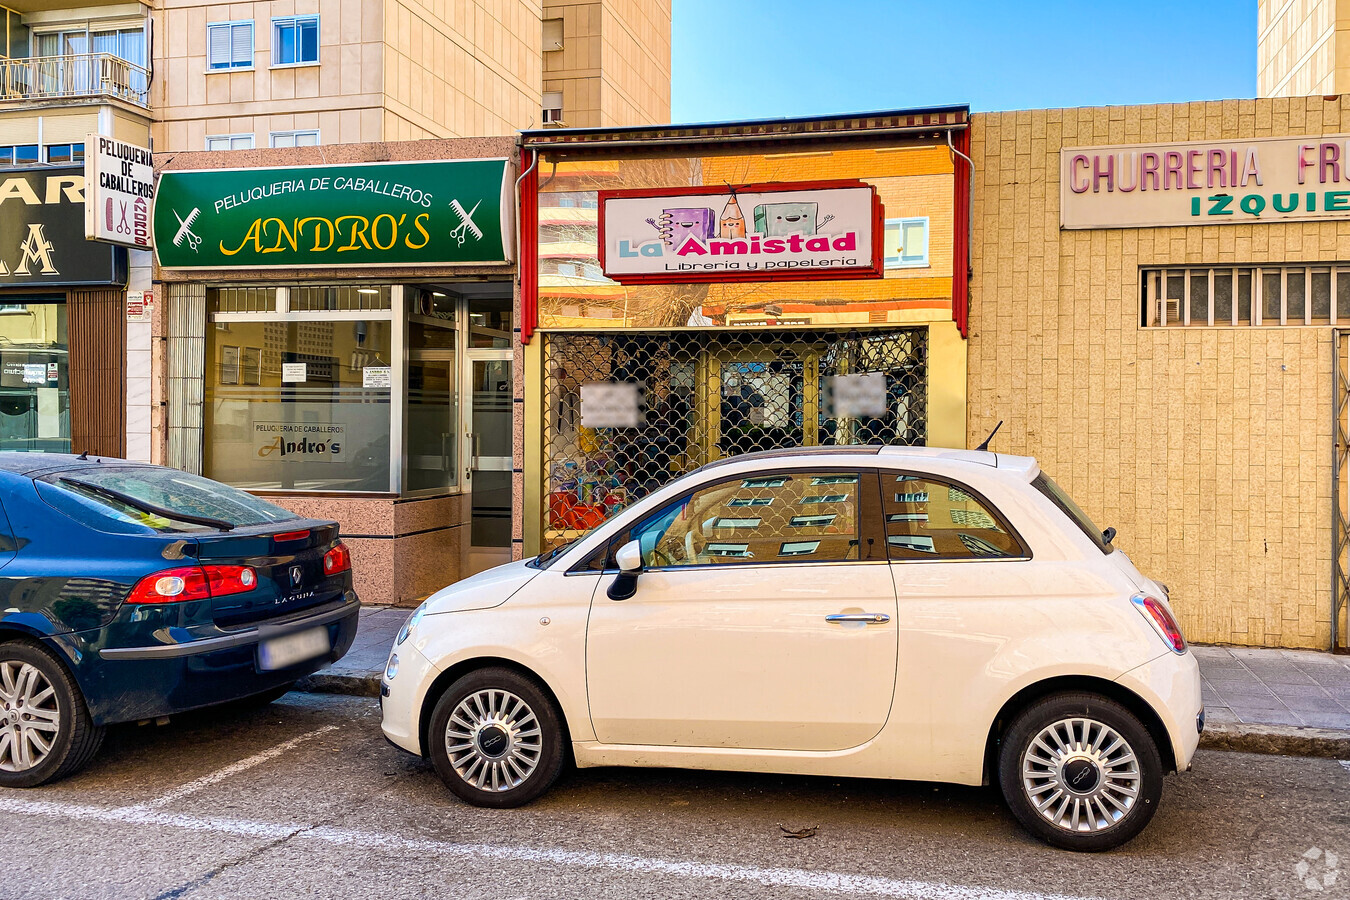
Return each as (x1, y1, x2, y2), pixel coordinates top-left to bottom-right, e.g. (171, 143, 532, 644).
(752, 202, 834, 237)
(646, 208, 716, 247)
(719, 194, 746, 239)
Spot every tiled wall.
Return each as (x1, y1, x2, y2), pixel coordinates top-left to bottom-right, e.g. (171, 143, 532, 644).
(542, 0, 669, 128)
(968, 97, 1350, 650)
(1258, 0, 1338, 97)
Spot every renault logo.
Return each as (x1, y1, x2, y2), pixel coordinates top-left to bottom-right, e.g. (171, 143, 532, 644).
(290, 565, 304, 587)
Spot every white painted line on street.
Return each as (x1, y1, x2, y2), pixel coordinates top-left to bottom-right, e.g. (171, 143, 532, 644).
(139, 725, 339, 809)
(0, 795, 1096, 900)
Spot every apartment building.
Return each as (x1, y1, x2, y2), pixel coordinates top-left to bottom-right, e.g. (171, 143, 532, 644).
(151, 0, 671, 151)
(1257, 0, 1347, 97)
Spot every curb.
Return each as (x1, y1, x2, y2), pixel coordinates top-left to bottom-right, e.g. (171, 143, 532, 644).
(1198, 721, 1350, 759)
(295, 673, 1350, 760)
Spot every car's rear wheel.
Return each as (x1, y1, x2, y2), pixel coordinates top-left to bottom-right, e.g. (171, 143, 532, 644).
(0, 640, 104, 787)
(427, 667, 565, 809)
(998, 691, 1163, 852)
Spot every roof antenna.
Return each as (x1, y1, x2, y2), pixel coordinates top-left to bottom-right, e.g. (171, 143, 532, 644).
(974, 420, 1003, 452)
(76, 450, 88, 461)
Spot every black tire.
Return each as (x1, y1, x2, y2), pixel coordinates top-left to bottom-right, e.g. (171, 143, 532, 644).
(997, 691, 1164, 852)
(0, 640, 104, 788)
(427, 667, 565, 809)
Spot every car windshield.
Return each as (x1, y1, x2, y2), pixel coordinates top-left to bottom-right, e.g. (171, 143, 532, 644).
(39, 466, 298, 534)
(1032, 472, 1113, 554)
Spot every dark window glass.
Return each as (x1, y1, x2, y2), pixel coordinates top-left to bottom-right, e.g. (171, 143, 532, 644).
(1213, 271, 1234, 323)
(883, 474, 1025, 560)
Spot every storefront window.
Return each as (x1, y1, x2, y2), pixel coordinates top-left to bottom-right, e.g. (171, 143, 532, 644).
(204, 288, 393, 491)
(0, 298, 69, 453)
(406, 287, 458, 492)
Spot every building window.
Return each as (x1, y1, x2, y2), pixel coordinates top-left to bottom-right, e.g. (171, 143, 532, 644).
(45, 143, 84, 164)
(207, 21, 253, 70)
(272, 16, 318, 66)
(206, 134, 255, 150)
(0, 299, 70, 453)
(270, 130, 320, 148)
(1141, 265, 1350, 327)
(542, 91, 563, 125)
(0, 146, 39, 165)
(884, 217, 928, 269)
(542, 18, 564, 51)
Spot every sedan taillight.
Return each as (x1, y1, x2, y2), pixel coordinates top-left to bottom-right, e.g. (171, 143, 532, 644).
(1131, 594, 1187, 653)
(127, 565, 257, 604)
(323, 542, 351, 576)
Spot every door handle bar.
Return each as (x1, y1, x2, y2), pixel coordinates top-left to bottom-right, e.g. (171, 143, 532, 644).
(825, 613, 890, 625)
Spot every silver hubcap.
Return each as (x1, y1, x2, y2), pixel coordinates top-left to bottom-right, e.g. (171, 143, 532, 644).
(1021, 717, 1140, 833)
(445, 689, 542, 792)
(0, 661, 59, 773)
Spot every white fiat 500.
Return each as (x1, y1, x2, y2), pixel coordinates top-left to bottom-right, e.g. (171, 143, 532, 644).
(381, 446, 1201, 852)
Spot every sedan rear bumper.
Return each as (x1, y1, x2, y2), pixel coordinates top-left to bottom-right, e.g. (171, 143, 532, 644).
(98, 597, 361, 660)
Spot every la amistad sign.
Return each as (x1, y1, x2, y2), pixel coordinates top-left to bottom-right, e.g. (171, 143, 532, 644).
(153, 158, 513, 268)
(0, 167, 126, 287)
(598, 180, 884, 284)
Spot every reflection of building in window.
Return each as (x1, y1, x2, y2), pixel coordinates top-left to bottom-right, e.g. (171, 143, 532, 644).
(888, 512, 927, 523)
(948, 486, 972, 502)
(958, 533, 1012, 557)
(811, 474, 858, 485)
(707, 542, 750, 557)
(742, 476, 787, 488)
(889, 534, 936, 553)
(714, 517, 760, 528)
(895, 491, 930, 502)
(780, 540, 821, 557)
(728, 497, 773, 507)
(949, 508, 996, 529)
(801, 493, 847, 504)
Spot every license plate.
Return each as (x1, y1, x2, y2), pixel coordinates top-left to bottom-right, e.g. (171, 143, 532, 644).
(258, 627, 330, 671)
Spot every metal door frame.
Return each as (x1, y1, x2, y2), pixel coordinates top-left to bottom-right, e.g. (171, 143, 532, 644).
(463, 349, 513, 553)
(1334, 329, 1350, 651)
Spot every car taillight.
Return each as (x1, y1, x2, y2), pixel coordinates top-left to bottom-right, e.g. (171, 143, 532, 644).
(127, 565, 257, 604)
(1131, 594, 1187, 653)
(272, 530, 311, 543)
(323, 542, 351, 576)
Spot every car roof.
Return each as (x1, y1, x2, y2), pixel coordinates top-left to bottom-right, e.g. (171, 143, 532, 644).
(0, 452, 153, 478)
(695, 445, 1038, 479)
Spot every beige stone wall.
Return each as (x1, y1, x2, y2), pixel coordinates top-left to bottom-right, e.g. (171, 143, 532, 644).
(153, 0, 385, 151)
(968, 97, 1350, 650)
(1259, 0, 1338, 97)
(541, 0, 668, 128)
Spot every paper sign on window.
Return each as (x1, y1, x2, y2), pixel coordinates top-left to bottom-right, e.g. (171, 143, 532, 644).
(282, 363, 307, 383)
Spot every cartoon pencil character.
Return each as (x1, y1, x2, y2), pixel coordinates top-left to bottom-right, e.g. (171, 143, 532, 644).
(646, 208, 716, 247)
(719, 193, 746, 239)
(752, 202, 834, 237)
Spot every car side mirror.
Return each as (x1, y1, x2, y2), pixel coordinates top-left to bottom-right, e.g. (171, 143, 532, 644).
(607, 539, 643, 601)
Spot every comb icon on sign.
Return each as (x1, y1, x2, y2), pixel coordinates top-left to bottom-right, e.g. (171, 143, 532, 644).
(172, 208, 202, 252)
(448, 199, 483, 246)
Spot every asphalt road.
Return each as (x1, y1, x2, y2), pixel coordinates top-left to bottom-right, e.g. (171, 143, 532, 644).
(4, 692, 1349, 900)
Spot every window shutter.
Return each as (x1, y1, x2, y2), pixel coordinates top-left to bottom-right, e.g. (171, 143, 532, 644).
(231, 23, 252, 66)
(208, 24, 228, 67)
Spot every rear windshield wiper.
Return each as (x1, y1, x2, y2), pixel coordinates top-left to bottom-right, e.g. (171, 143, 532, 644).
(57, 477, 236, 532)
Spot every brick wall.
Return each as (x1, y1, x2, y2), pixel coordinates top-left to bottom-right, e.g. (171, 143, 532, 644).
(968, 96, 1350, 650)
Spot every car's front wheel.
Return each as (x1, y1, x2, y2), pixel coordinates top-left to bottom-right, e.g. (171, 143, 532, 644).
(0, 640, 104, 787)
(427, 667, 565, 809)
(998, 691, 1164, 852)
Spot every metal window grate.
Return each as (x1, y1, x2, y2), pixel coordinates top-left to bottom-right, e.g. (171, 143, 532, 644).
(540, 327, 928, 548)
(1142, 265, 1349, 327)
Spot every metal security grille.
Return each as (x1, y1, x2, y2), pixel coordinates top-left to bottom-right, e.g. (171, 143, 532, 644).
(541, 328, 928, 548)
(1335, 330, 1350, 651)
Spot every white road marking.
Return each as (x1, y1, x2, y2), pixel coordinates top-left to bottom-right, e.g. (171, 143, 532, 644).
(140, 725, 339, 809)
(0, 795, 1095, 900)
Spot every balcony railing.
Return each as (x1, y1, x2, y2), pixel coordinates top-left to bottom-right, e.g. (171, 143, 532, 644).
(0, 53, 149, 108)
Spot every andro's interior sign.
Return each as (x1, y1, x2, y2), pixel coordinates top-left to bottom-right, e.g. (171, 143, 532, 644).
(85, 134, 153, 249)
(153, 159, 512, 268)
(598, 181, 883, 283)
(1061, 134, 1350, 229)
(255, 421, 345, 462)
(0, 167, 127, 286)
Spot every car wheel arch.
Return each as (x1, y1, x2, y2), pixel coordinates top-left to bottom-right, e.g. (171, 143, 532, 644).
(981, 674, 1177, 786)
(417, 656, 573, 762)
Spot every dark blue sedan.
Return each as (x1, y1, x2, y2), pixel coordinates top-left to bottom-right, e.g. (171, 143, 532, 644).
(0, 452, 360, 786)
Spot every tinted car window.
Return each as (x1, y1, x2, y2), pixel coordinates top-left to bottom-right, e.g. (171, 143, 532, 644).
(633, 471, 864, 567)
(883, 473, 1026, 561)
(1032, 471, 1112, 554)
(37, 466, 298, 534)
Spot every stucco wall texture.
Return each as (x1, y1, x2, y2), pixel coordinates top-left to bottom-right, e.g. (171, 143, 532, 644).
(968, 97, 1350, 650)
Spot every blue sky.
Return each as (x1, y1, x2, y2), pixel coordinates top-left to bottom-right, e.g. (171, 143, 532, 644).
(671, 1, 1257, 123)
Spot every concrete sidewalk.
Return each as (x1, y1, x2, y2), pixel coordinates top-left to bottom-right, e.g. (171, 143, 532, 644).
(299, 607, 1350, 758)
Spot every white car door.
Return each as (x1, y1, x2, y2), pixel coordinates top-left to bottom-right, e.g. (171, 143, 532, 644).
(586, 468, 898, 752)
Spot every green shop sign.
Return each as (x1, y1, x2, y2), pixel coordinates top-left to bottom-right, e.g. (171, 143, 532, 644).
(153, 158, 511, 268)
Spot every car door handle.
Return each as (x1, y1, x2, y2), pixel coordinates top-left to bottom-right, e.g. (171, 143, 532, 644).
(825, 613, 890, 624)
